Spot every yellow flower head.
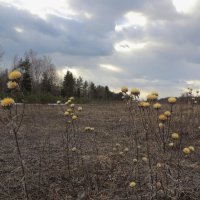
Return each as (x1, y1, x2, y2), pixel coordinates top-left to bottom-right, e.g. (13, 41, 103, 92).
(78, 106, 82, 111)
(156, 163, 162, 169)
(169, 142, 174, 147)
(124, 147, 129, 152)
(138, 101, 144, 107)
(64, 111, 70, 116)
(171, 133, 179, 140)
(90, 127, 95, 131)
(151, 91, 159, 97)
(164, 111, 171, 117)
(159, 114, 167, 122)
(8, 70, 22, 80)
(131, 88, 140, 96)
(85, 127, 91, 131)
(1, 97, 15, 107)
(129, 181, 136, 188)
(71, 147, 77, 152)
(168, 97, 177, 104)
(159, 123, 164, 129)
(147, 94, 158, 101)
(72, 115, 78, 120)
(121, 86, 128, 93)
(139, 101, 150, 108)
(57, 100, 61, 104)
(133, 158, 138, 163)
(69, 96, 74, 101)
(153, 103, 161, 109)
(143, 102, 150, 108)
(70, 103, 75, 108)
(142, 157, 148, 162)
(188, 146, 195, 152)
(183, 147, 190, 154)
(67, 108, 72, 113)
(7, 81, 18, 89)
(67, 100, 72, 104)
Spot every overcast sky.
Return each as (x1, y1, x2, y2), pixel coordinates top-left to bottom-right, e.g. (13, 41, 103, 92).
(0, 0, 200, 97)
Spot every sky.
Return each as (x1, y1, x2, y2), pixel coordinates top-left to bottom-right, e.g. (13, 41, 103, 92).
(0, 0, 200, 97)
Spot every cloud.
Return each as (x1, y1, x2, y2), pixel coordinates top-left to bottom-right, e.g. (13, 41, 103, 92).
(1, 0, 200, 97)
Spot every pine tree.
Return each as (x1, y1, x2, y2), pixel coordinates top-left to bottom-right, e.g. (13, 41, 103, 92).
(105, 86, 110, 100)
(62, 71, 75, 97)
(75, 76, 83, 98)
(17, 57, 32, 93)
(41, 72, 52, 92)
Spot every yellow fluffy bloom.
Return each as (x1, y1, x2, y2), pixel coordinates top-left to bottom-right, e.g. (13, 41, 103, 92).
(67, 100, 72, 104)
(188, 146, 195, 152)
(159, 114, 167, 122)
(143, 102, 150, 108)
(156, 163, 162, 169)
(159, 123, 164, 129)
(183, 147, 190, 154)
(78, 106, 82, 111)
(169, 142, 174, 147)
(147, 94, 157, 101)
(129, 181, 136, 188)
(168, 97, 177, 104)
(70, 104, 75, 108)
(142, 157, 148, 162)
(7, 81, 18, 89)
(64, 111, 70, 116)
(1, 97, 15, 107)
(124, 147, 129, 152)
(151, 91, 159, 97)
(72, 115, 78, 120)
(90, 127, 95, 131)
(121, 86, 128, 93)
(131, 88, 140, 96)
(8, 70, 22, 80)
(139, 101, 150, 108)
(67, 108, 72, 113)
(138, 101, 145, 107)
(153, 103, 161, 109)
(71, 147, 77, 152)
(171, 133, 179, 140)
(69, 97, 74, 101)
(85, 127, 91, 131)
(164, 111, 171, 117)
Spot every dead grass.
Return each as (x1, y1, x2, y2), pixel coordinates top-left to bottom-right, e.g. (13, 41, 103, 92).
(0, 103, 200, 199)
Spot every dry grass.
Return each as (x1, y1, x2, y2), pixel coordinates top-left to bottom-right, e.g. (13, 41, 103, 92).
(0, 102, 200, 200)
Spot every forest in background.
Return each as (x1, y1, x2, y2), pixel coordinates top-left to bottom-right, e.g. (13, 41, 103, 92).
(0, 49, 122, 103)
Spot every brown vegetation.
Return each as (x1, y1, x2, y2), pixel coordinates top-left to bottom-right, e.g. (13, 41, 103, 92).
(0, 100, 200, 200)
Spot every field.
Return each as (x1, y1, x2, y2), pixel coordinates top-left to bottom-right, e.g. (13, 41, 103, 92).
(0, 100, 200, 200)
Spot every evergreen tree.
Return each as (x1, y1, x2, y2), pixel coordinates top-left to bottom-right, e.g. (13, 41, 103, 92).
(62, 71, 75, 97)
(105, 86, 110, 100)
(75, 76, 83, 98)
(17, 57, 32, 93)
(89, 82, 96, 99)
(41, 72, 52, 92)
(83, 81, 88, 99)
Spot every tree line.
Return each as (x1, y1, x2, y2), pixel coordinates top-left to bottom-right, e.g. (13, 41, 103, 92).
(0, 50, 122, 103)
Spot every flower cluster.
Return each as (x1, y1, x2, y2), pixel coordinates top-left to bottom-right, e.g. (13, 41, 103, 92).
(1, 97, 15, 108)
(1, 70, 22, 109)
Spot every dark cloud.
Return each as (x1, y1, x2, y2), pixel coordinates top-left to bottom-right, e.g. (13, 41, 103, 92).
(0, 4, 113, 57)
